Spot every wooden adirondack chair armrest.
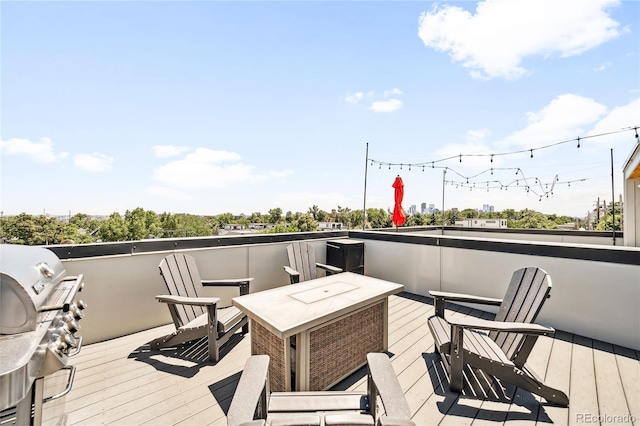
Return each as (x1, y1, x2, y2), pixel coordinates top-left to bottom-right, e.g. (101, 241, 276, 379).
(283, 266, 301, 284)
(430, 290, 503, 317)
(366, 353, 411, 421)
(377, 417, 416, 426)
(316, 263, 343, 274)
(155, 295, 220, 307)
(446, 316, 555, 336)
(227, 355, 270, 426)
(202, 278, 253, 295)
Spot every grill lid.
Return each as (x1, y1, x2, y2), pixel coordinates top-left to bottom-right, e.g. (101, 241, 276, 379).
(0, 245, 67, 334)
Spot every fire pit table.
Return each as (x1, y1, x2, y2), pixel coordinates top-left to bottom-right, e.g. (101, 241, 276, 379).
(232, 272, 403, 392)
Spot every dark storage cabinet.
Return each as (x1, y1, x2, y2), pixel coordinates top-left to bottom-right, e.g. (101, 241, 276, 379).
(326, 239, 364, 274)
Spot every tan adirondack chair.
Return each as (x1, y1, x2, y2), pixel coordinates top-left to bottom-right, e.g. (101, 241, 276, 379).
(227, 353, 416, 426)
(427, 267, 569, 406)
(283, 241, 342, 284)
(152, 253, 253, 362)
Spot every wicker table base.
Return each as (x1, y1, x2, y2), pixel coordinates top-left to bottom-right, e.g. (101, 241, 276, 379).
(251, 299, 386, 392)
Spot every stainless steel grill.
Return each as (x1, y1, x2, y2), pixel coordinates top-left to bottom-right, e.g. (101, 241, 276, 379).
(0, 244, 87, 425)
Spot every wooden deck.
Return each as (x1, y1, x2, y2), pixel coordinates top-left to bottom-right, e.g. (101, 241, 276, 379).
(40, 293, 639, 425)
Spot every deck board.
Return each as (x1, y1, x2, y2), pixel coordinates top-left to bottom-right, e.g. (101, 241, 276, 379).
(39, 292, 639, 426)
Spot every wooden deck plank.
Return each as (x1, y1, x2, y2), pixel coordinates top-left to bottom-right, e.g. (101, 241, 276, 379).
(38, 292, 638, 426)
(592, 340, 634, 425)
(612, 345, 640, 422)
(568, 335, 598, 426)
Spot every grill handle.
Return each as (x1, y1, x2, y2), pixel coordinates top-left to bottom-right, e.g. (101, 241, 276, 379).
(67, 336, 83, 357)
(38, 274, 85, 313)
(43, 365, 76, 404)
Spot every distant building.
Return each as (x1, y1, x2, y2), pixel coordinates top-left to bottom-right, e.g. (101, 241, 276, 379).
(558, 223, 578, 230)
(454, 218, 507, 228)
(407, 205, 417, 215)
(482, 204, 495, 213)
(224, 224, 245, 231)
(420, 203, 436, 214)
(248, 223, 275, 230)
(318, 222, 343, 231)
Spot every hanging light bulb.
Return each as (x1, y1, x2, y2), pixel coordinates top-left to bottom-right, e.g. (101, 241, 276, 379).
(490, 154, 494, 163)
(515, 169, 519, 175)
(422, 165, 425, 172)
(432, 162, 435, 168)
(530, 149, 533, 158)
(400, 164, 403, 170)
(491, 168, 493, 175)
(388, 164, 391, 170)
(459, 154, 462, 163)
(635, 127, 639, 139)
(379, 164, 381, 169)
(577, 137, 581, 148)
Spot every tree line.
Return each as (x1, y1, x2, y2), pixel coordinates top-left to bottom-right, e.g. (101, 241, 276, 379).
(0, 203, 615, 246)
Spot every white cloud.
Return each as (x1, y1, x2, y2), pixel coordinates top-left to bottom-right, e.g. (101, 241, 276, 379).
(73, 153, 114, 172)
(153, 148, 289, 190)
(499, 94, 608, 148)
(434, 94, 613, 167)
(418, 0, 621, 79)
(369, 99, 403, 113)
(593, 61, 612, 72)
(467, 129, 491, 142)
(344, 92, 365, 104)
(383, 88, 403, 97)
(267, 169, 295, 178)
(152, 145, 190, 158)
(586, 98, 640, 147)
(345, 89, 404, 112)
(0, 137, 68, 163)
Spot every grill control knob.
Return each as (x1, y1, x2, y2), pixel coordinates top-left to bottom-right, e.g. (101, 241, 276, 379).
(65, 333, 78, 348)
(76, 300, 88, 311)
(63, 314, 81, 333)
(70, 304, 85, 320)
(52, 335, 69, 354)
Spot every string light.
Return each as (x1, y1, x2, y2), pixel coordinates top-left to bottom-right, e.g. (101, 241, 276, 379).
(367, 125, 637, 169)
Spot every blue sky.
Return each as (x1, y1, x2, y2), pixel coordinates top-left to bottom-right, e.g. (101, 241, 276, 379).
(2, 0, 639, 218)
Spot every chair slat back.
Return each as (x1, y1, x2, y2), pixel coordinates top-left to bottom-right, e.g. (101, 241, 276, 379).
(159, 254, 206, 326)
(490, 267, 552, 360)
(286, 241, 317, 282)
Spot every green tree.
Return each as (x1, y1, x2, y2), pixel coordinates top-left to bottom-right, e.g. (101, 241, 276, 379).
(365, 208, 391, 229)
(124, 208, 152, 240)
(98, 213, 128, 241)
(216, 213, 235, 227)
(595, 201, 622, 231)
(510, 209, 558, 229)
(268, 208, 283, 224)
(460, 208, 478, 219)
(292, 213, 319, 232)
